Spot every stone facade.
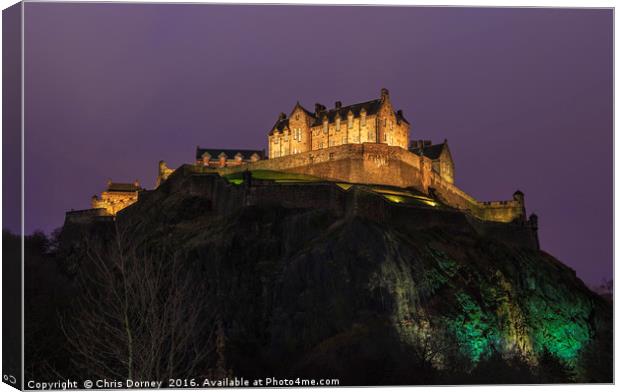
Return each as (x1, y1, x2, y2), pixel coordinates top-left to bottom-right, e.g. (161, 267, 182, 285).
(70, 88, 530, 226)
(410, 140, 455, 184)
(217, 142, 526, 223)
(268, 88, 409, 159)
(195, 147, 265, 167)
(90, 180, 143, 215)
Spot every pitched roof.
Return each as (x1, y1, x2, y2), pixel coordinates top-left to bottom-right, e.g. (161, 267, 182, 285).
(293, 102, 315, 118)
(269, 117, 289, 135)
(410, 142, 447, 160)
(269, 90, 409, 135)
(310, 99, 383, 127)
(107, 182, 141, 192)
(196, 147, 265, 161)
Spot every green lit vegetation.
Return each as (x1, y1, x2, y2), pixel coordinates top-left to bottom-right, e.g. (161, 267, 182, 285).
(525, 296, 591, 362)
(448, 292, 499, 363)
(372, 187, 438, 207)
(223, 170, 323, 185)
(336, 183, 353, 190)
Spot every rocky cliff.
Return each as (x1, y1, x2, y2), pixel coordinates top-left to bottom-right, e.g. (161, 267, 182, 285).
(58, 169, 612, 385)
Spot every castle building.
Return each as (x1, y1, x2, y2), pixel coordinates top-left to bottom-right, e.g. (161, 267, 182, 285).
(91, 180, 143, 215)
(195, 147, 265, 167)
(409, 139, 455, 184)
(69, 88, 532, 227)
(268, 88, 409, 159)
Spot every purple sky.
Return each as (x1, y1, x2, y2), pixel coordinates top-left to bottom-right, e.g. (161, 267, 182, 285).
(14, 4, 612, 285)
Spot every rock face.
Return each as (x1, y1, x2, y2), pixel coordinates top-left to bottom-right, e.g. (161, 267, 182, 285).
(60, 169, 612, 385)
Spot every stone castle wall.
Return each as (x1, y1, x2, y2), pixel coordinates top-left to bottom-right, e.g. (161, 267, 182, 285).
(65, 208, 113, 224)
(179, 169, 539, 249)
(216, 143, 524, 223)
(66, 167, 538, 250)
(91, 191, 139, 215)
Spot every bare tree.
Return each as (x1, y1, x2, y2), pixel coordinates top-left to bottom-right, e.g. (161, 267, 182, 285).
(61, 223, 220, 381)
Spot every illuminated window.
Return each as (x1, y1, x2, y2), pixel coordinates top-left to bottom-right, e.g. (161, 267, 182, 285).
(319, 142, 324, 149)
(361, 115, 366, 127)
(336, 118, 340, 131)
(323, 122, 328, 133)
(342, 136, 346, 144)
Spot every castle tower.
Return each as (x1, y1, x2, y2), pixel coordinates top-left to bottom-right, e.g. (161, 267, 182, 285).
(267, 88, 410, 159)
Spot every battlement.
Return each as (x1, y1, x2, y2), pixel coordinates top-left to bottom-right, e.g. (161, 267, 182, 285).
(65, 208, 112, 224)
(69, 89, 530, 226)
(212, 143, 525, 223)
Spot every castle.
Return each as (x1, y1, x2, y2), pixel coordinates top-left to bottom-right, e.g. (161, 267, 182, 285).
(67, 88, 535, 227)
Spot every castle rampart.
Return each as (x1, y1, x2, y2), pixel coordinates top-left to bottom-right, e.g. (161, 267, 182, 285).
(65, 208, 113, 224)
(155, 168, 540, 249)
(215, 143, 525, 223)
(70, 89, 529, 226)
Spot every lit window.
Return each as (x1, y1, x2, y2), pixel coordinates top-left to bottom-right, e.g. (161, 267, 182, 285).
(336, 118, 340, 131)
(342, 136, 346, 144)
(361, 116, 366, 127)
(323, 122, 328, 133)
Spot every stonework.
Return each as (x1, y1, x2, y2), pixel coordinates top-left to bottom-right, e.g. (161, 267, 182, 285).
(90, 180, 142, 215)
(216, 142, 526, 223)
(195, 148, 265, 168)
(268, 88, 409, 159)
(69, 88, 531, 226)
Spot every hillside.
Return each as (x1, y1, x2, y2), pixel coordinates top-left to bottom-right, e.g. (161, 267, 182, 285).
(54, 168, 612, 385)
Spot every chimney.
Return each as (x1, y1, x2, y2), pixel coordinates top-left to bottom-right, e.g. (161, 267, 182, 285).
(397, 110, 403, 117)
(380, 88, 390, 101)
(278, 112, 287, 120)
(335, 101, 342, 109)
(133, 180, 140, 188)
(315, 103, 325, 115)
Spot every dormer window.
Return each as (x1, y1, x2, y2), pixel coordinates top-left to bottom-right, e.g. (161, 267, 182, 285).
(336, 118, 340, 131)
(323, 120, 328, 134)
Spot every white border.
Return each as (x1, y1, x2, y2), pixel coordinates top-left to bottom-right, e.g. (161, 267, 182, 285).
(0, 1, 615, 392)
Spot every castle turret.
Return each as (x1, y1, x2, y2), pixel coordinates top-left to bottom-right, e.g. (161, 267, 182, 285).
(513, 190, 526, 221)
(380, 87, 389, 101)
(529, 213, 540, 250)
